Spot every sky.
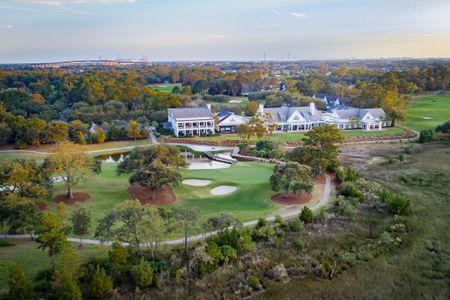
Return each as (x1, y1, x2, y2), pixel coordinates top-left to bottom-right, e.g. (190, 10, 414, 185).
(0, 0, 450, 63)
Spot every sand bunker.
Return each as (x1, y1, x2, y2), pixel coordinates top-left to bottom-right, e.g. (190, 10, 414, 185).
(183, 179, 212, 186)
(210, 185, 237, 195)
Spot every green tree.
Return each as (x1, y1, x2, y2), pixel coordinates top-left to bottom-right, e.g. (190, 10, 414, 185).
(8, 264, 32, 300)
(419, 129, 435, 143)
(45, 142, 100, 200)
(299, 206, 314, 223)
(70, 205, 91, 247)
(270, 162, 313, 199)
(131, 259, 154, 288)
(127, 120, 141, 140)
(95, 200, 166, 251)
(129, 160, 181, 199)
(35, 211, 71, 272)
(58, 270, 82, 300)
(436, 120, 450, 140)
(90, 265, 113, 299)
(302, 124, 344, 174)
(170, 207, 200, 255)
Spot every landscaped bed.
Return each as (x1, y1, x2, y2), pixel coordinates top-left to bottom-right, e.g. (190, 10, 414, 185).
(127, 184, 176, 206)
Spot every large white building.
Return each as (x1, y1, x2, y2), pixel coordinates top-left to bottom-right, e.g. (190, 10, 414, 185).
(167, 105, 215, 137)
(167, 102, 390, 137)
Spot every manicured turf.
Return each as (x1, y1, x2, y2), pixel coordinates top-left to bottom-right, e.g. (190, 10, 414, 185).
(0, 139, 152, 161)
(15, 161, 280, 237)
(186, 127, 406, 144)
(0, 239, 107, 295)
(149, 83, 182, 93)
(174, 162, 280, 222)
(404, 92, 450, 131)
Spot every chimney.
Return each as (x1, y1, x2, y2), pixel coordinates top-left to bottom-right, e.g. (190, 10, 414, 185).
(309, 102, 316, 115)
(206, 103, 211, 110)
(258, 104, 264, 114)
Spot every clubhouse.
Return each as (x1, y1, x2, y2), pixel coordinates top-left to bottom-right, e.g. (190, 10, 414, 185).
(167, 102, 391, 137)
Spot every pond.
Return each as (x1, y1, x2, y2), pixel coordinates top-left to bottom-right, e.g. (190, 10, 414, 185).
(95, 151, 232, 170)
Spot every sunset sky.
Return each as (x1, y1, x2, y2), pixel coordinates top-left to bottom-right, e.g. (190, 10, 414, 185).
(1, 0, 450, 63)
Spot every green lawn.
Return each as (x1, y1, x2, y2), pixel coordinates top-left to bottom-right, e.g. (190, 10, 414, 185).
(404, 92, 450, 131)
(10, 161, 280, 238)
(0, 239, 107, 295)
(0, 138, 152, 162)
(174, 162, 279, 222)
(149, 83, 181, 93)
(187, 127, 406, 144)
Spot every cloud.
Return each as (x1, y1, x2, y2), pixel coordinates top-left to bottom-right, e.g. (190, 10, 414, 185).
(212, 34, 225, 39)
(272, 10, 282, 15)
(1, 24, 14, 29)
(290, 12, 307, 18)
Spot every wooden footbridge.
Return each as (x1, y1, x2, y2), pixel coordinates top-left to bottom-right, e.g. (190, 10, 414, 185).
(203, 152, 236, 164)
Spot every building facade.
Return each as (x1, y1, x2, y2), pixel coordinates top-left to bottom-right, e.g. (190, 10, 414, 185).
(167, 105, 215, 137)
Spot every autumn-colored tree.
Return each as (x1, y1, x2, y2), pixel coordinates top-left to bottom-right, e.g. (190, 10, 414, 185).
(245, 100, 259, 116)
(127, 120, 141, 141)
(45, 142, 100, 200)
(44, 121, 68, 144)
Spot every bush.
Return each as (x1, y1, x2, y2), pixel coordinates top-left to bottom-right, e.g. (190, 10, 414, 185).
(340, 181, 364, 201)
(131, 259, 154, 288)
(289, 219, 303, 232)
(387, 195, 411, 215)
(59, 270, 82, 300)
(90, 265, 113, 298)
(299, 206, 313, 223)
(294, 238, 306, 253)
(419, 129, 435, 143)
(219, 245, 237, 264)
(378, 188, 392, 203)
(248, 275, 261, 290)
(0, 239, 15, 247)
(8, 264, 32, 300)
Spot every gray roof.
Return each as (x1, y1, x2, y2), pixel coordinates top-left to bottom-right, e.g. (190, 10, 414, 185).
(335, 107, 386, 120)
(360, 108, 386, 119)
(265, 106, 322, 123)
(168, 107, 213, 119)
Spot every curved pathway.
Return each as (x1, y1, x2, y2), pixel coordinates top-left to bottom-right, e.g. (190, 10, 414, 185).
(0, 175, 332, 246)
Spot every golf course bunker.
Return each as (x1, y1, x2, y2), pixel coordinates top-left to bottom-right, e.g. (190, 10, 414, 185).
(210, 185, 237, 195)
(183, 179, 212, 186)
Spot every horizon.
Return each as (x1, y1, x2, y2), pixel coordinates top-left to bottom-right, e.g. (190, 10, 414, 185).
(1, 0, 450, 63)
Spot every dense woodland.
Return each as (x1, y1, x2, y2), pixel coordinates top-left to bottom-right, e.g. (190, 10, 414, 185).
(0, 62, 448, 147)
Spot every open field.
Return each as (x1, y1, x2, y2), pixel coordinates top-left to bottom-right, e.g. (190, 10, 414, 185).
(258, 142, 450, 299)
(404, 92, 450, 131)
(0, 239, 108, 295)
(186, 127, 406, 144)
(1, 161, 288, 237)
(0, 138, 152, 161)
(149, 83, 182, 93)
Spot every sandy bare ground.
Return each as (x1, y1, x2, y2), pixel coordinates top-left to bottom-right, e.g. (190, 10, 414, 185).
(182, 179, 212, 186)
(210, 185, 237, 195)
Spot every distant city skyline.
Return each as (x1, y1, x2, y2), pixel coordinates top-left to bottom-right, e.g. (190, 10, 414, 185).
(1, 0, 450, 63)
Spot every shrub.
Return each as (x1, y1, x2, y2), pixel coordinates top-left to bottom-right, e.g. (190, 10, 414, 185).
(256, 218, 267, 229)
(108, 242, 128, 265)
(340, 181, 364, 201)
(248, 275, 261, 290)
(0, 239, 15, 247)
(299, 206, 313, 223)
(220, 245, 237, 264)
(387, 195, 411, 215)
(398, 153, 404, 162)
(294, 238, 306, 253)
(273, 237, 282, 249)
(90, 265, 113, 298)
(131, 259, 154, 288)
(59, 270, 82, 300)
(378, 188, 392, 203)
(152, 276, 161, 289)
(419, 129, 435, 143)
(289, 219, 303, 232)
(8, 264, 32, 300)
(240, 234, 257, 253)
(174, 269, 182, 284)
